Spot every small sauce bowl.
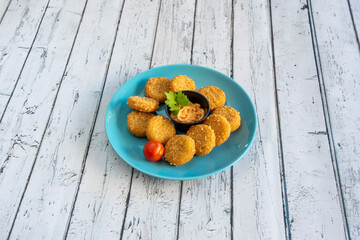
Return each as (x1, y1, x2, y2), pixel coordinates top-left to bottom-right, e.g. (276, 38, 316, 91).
(165, 90, 210, 133)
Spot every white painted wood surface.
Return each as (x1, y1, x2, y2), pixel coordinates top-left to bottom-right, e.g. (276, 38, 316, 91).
(349, 0, 360, 42)
(0, 0, 359, 239)
(309, 0, 360, 238)
(8, 0, 125, 238)
(0, 0, 11, 23)
(271, 0, 346, 239)
(0, 0, 49, 118)
(232, 0, 286, 238)
(0, 0, 86, 237)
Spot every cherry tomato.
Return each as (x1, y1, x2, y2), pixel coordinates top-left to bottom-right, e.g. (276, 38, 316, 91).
(143, 140, 164, 161)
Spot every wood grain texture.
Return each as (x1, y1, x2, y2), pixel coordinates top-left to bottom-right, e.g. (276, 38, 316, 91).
(271, 0, 347, 239)
(309, 0, 360, 237)
(0, 0, 86, 238)
(178, 0, 232, 239)
(232, 0, 286, 239)
(121, 0, 195, 239)
(151, 0, 195, 68)
(0, 0, 50, 118)
(6, 0, 125, 238)
(0, 0, 11, 23)
(348, 0, 360, 44)
(67, 0, 162, 239)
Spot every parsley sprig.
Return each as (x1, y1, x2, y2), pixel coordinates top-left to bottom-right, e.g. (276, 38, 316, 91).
(165, 91, 190, 115)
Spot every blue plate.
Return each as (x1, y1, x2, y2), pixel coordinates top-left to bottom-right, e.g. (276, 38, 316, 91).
(105, 64, 257, 180)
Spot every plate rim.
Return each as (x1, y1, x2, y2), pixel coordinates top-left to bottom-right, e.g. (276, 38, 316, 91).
(105, 64, 257, 180)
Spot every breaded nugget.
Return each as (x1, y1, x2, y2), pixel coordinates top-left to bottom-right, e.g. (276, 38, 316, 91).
(213, 106, 241, 132)
(146, 115, 176, 144)
(204, 114, 231, 146)
(186, 124, 216, 156)
(164, 135, 195, 166)
(127, 96, 159, 112)
(127, 111, 154, 137)
(145, 77, 171, 103)
(198, 86, 226, 111)
(170, 75, 196, 92)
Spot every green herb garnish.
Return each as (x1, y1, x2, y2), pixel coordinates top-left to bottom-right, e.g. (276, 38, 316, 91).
(165, 91, 190, 115)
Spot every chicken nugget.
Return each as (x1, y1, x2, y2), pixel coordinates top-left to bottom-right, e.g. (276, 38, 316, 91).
(204, 114, 231, 146)
(186, 124, 216, 156)
(213, 106, 241, 132)
(127, 111, 154, 137)
(146, 115, 176, 144)
(164, 135, 195, 166)
(127, 96, 159, 112)
(145, 77, 171, 103)
(170, 75, 196, 92)
(198, 86, 226, 111)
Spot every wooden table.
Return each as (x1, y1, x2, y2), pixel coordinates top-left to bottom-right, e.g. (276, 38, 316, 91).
(0, 0, 359, 239)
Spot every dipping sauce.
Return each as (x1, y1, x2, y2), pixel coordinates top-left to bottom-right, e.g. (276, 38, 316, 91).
(171, 103, 205, 123)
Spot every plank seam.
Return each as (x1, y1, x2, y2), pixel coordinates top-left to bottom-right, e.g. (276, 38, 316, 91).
(119, 169, 134, 240)
(268, 0, 291, 239)
(0, 0, 12, 24)
(230, 0, 235, 239)
(346, 0, 360, 53)
(5, 0, 90, 238)
(0, 0, 52, 124)
(62, 0, 128, 237)
(189, 0, 197, 65)
(149, 0, 163, 69)
(175, 181, 183, 240)
(119, 0, 163, 238)
(306, 0, 351, 239)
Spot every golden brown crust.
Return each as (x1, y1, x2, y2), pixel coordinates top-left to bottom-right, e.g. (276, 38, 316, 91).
(212, 106, 241, 132)
(146, 115, 176, 144)
(145, 77, 171, 103)
(127, 111, 154, 137)
(164, 135, 195, 166)
(198, 86, 226, 111)
(127, 96, 159, 112)
(170, 75, 196, 92)
(186, 124, 216, 156)
(203, 114, 231, 146)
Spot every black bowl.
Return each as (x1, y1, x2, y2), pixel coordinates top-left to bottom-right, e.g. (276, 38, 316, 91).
(165, 90, 210, 133)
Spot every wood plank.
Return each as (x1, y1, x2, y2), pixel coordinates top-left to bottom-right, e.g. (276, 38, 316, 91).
(348, 0, 360, 43)
(121, 0, 195, 239)
(66, 0, 161, 239)
(309, 0, 360, 238)
(271, 0, 347, 238)
(178, 0, 232, 239)
(0, 0, 50, 118)
(232, 0, 286, 238)
(7, 0, 127, 238)
(0, 0, 11, 23)
(0, 0, 87, 238)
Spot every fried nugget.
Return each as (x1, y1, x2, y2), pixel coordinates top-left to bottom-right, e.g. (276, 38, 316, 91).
(164, 135, 195, 166)
(186, 124, 216, 156)
(170, 75, 196, 92)
(146, 115, 176, 144)
(127, 111, 154, 137)
(213, 106, 241, 132)
(127, 96, 159, 112)
(145, 77, 171, 103)
(198, 86, 226, 111)
(204, 114, 231, 146)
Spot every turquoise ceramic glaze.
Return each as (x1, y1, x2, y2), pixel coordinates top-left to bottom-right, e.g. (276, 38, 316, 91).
(105, 64, 257, 180)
